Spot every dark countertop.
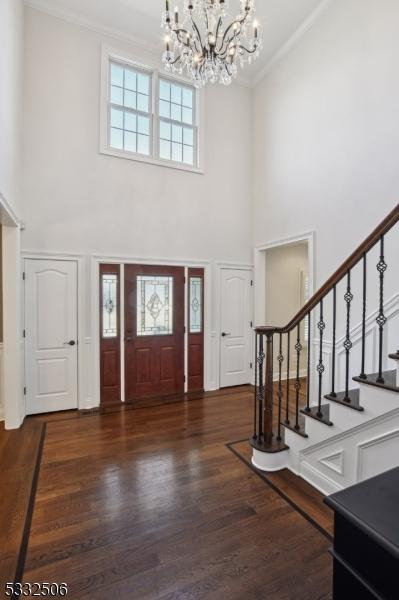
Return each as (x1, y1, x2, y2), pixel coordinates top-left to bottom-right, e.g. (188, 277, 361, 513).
(325, 467, 399, 560)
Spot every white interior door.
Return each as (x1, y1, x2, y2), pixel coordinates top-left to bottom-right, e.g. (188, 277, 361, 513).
(25, 259, 78, 415)
(220, 268, 252, 388)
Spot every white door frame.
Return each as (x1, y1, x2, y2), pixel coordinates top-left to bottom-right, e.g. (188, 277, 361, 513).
(21, 252, 85, 413)
(1, 189, 24, 429)
(91, 254, 212, 406)
(254, 232, 315, 327)
(215, 261, 254, 390)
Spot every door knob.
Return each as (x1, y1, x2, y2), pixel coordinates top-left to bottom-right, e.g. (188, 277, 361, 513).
(64, 340, 76, 346)
(221, 332, 231, 337)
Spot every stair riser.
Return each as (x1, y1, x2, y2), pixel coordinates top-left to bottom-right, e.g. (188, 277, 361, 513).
(359, 385, 399, 414)
(304, 413, 340, 442)
(327, 401, 367, 429)
(283, 430, 309, 473)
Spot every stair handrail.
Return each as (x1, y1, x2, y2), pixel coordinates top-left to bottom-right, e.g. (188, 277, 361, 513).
(252, 202, 399, 453)
(256, 203, 399, 335)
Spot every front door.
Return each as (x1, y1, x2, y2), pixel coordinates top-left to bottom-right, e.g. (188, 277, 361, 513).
(25, 259, 78, 414)
(220, 268, 252, 388)
(125, 265, 185, 400)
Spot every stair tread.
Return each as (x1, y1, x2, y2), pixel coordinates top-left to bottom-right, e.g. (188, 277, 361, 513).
(250, 436, 289, 454)
(300, 404, 333, 427)
(353, 369, 399, 393)
(283, 414, 308, 438)
(325, 389, 364, 412)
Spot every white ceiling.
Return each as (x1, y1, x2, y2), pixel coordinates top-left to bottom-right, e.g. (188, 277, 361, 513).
(25, 0, 327, 85)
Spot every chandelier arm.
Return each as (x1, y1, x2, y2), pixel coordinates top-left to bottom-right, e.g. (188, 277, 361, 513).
(236, 44, 258, 55)
(174, 28, 193, 47)
(217, 33, 242, 59)
(167, 52, 184, 66)
(218, 14, 248, 52)
(190, 15, 204, 50)
(215, 16, 223, 40)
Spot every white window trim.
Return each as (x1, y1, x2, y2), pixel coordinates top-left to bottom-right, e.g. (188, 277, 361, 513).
(100, 44, 205, 175)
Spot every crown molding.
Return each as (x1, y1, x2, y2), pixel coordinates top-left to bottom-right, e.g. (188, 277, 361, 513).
(252, 0, 332, 88)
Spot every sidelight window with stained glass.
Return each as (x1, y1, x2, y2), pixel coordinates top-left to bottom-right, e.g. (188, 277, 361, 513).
(137, 276, 174, 336)
(102, 274, 118, 338)
(109, 61, 151, 156)
(189, 277, 202, 333)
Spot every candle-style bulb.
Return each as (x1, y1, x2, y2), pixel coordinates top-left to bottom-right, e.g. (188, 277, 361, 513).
(253, 20, 258, 38)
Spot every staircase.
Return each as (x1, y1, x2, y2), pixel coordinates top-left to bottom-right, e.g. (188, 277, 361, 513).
(251, 204, 399, 495)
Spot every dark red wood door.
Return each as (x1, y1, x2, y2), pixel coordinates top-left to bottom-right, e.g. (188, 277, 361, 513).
(100, 264, 121, 406)
(125, 265, 185, 400)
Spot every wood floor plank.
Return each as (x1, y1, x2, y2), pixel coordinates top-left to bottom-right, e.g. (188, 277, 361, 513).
(22, 386, 332, 599)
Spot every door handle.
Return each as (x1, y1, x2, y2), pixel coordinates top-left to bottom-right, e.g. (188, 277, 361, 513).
(64, 340, 76, 346)
(221, 332, 231, 337)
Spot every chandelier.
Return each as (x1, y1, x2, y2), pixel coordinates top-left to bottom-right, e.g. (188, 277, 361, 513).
(161, 0, 262, 87)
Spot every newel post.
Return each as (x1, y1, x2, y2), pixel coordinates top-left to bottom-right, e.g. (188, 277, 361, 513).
(263, 327, 277, 446)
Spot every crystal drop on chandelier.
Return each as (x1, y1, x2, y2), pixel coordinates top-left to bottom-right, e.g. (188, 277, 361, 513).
(161, 0, 262, 87)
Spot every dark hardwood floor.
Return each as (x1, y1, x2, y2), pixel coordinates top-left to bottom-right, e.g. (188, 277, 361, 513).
(0, 419, 45, 590)
(19, 385, 332, 599)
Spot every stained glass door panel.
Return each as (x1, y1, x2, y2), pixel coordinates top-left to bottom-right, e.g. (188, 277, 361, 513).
(125, 265, 184, 400)
(188, 268, 204, 392)
(99, 264, 121, 405)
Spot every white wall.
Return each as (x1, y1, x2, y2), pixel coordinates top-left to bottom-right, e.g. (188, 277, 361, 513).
(22, 8, 252, 262)
(21, 7, 253, 409)
(0, 0, 24, 215)
(253, 0, 399, 293)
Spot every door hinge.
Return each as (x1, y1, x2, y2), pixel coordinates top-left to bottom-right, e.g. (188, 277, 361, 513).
(22, 272, 26, 281)
(250, 362, 253, 370)
(23, 329, 26, 338)
(24, 386, 26, 396)
(250, 321, 253, 328)
(251, 280, 253, 286)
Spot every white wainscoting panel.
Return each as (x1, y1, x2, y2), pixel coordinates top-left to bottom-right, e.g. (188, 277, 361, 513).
(299, 406, 399, 495)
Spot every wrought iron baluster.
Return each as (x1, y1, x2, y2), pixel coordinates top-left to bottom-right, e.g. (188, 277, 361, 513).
(285, 331, 291, 425)
(277, 333, 284, 442)
(317, 300, 326, 418)
(330, 286, 337, 397)
(376, 236, 388, 383)
(305, 311, 311, 413)
(253, 333, 258, 440)
(257, 334, 265, 441)
(359, 253, 368, 379)
(343, 271, 354, 401)
(295, 324, 302, 430)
